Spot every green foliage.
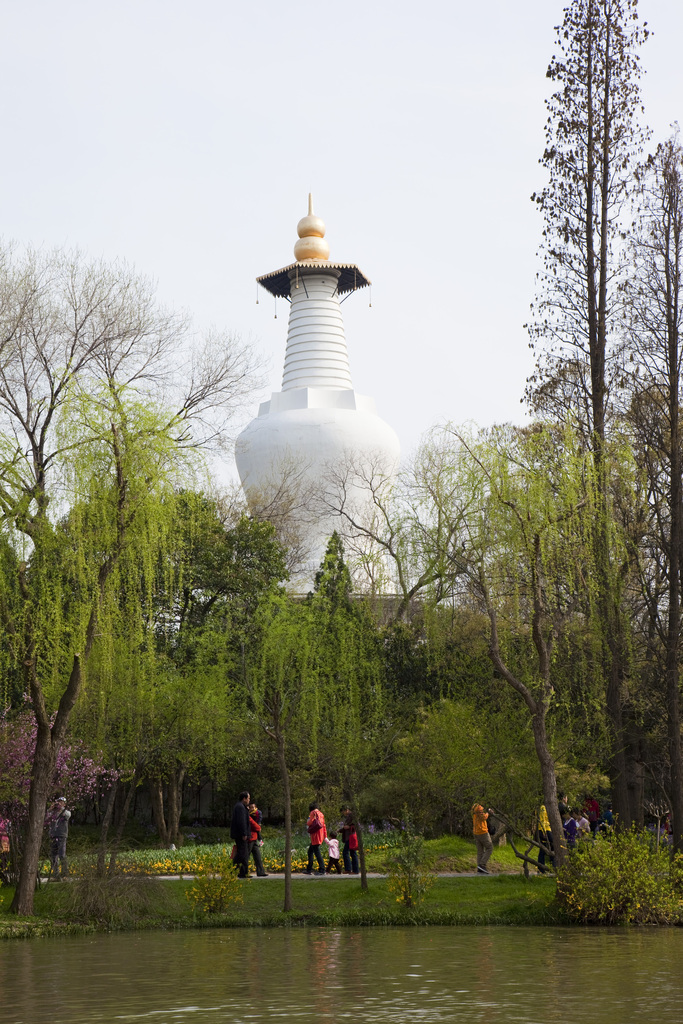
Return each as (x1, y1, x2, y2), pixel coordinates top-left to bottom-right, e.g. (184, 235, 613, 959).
(387, 697, 540, 835)
(556, 829, 683, 924)
(386, 822, 434, 908)
(313, 530, 352, 607)
(246, 594, 317, 741)
(185, 848, 243, 914)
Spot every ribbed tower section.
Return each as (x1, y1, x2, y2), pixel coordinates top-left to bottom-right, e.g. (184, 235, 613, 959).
(282, 269, 351, 390)
(235, 197, 400, 588)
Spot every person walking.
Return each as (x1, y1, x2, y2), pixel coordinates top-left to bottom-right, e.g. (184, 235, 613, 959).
(248, 802, 268, 876)
(340, 807, 359, 874)
(47, 797, 71, 879)
(324, 831, 342, 873)
(472, 802, 493, 875)
(230, 791, 252, 878)
(303, 802, 326, 875)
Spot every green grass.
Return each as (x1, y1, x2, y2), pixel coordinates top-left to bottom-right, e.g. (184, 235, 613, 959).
(0, 873, 560, 940)
(0, 831, 543, 940)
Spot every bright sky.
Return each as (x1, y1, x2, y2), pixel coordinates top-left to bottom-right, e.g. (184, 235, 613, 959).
(2, 0, 681, 476)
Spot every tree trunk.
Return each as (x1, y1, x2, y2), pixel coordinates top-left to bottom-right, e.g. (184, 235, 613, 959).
(348, 795, 368, 891)
(605, 628, 632, 827)
(11, 514, 124, 915)
(530, 708, 565, 868)
(10, 721, 53, 914)
(108, 773, 138, 875)
(275, 730, 293, 912)
(487, 587, 565, 867)
(97, 782, 118, 877)
(625, 738, 645, 828)
(149, 778, 170, 847)
(668, 303, 683, 851)
(167, 768, 186, 845)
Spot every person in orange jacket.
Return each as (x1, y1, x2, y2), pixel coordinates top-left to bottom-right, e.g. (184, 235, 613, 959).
(303, 802, 327, 875)
(472, 802, 493, 875)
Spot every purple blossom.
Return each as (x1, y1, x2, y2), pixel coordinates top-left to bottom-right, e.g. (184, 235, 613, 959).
(0, 708, 117, 829)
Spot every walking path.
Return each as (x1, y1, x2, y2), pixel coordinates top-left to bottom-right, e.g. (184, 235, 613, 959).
(156, 870, 512, 880)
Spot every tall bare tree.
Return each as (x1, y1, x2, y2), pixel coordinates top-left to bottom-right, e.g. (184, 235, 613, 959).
(526, 0, 649, 824)
(625, 135, 683, 850)
(323, 446, 469, 623)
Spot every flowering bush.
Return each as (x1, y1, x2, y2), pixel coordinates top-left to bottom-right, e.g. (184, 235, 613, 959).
(0, 706, 115, 828)
(185, 848, 243, 913)
(556, 828, 683, 924)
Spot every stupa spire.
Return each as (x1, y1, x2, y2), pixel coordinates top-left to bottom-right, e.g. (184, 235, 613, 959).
(293, 194, 330, 262)
(280, 197, 349, 390)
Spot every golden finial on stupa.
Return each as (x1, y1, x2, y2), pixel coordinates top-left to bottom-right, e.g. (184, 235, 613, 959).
(293, 194, 330, 262)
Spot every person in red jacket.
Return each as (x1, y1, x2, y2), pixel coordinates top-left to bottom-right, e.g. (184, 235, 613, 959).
(340, 807, 359, 874)
(303, 802, 327, 875)
(583, 796, 600, 834)
(248, 803, 268, 877)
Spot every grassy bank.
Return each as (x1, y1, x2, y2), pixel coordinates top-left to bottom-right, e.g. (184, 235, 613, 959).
(0, 874, 560, 940)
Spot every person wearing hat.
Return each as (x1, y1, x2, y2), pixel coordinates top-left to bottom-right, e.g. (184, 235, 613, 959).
(47, 797, 71, 879)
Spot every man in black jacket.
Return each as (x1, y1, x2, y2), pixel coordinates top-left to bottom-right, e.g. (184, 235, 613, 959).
(230, 791, 251, 878)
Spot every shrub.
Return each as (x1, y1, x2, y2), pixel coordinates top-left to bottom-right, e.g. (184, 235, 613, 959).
(556, 828, 682, 924)
(386, 826, 434, 908)
(185, 848, 243, 914)
(40, 862, 169, 927)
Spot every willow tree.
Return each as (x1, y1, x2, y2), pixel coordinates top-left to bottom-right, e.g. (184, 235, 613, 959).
(0, 246, 259, 914)
(141, 494, 288, 845)
(245, 595, 318, 912)
(72, 493, 288, 861)
(433, 422, 619, 867)
(308, 532, 392, 890)
(526, 0, 649, 824)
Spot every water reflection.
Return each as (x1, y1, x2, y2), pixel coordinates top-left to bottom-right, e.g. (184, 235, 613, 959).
(2, 926, 682, 1024)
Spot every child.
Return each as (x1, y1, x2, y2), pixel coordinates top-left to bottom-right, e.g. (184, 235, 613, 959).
(573, 809, 590, 839)
(324, 830, 341, 874)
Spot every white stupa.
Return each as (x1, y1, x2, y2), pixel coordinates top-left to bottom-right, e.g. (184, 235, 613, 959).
(235, 196, 400, 585)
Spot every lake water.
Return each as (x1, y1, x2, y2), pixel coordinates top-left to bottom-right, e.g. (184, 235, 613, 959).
(2, 926, 682, 1024)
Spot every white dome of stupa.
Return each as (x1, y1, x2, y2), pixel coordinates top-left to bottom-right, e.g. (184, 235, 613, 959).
(235, 197, 400, 587)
